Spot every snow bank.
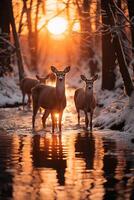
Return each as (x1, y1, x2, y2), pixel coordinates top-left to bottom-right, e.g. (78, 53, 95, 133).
(94, 86, 134, 133)
(0, 75, 22, 107)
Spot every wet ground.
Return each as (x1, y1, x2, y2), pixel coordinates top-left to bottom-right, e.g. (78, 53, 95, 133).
(0, 89, 134, 200)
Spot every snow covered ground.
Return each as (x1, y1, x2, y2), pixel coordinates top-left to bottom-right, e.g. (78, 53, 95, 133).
(0, 75, 22, 107)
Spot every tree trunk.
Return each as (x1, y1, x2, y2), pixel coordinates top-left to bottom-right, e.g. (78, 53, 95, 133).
(76, 0, 98, 75)
(22, 0, 37, 69)
(34, 0, 41, 67)
(80, 0, 91, 60)
(109, 1, 134, 96)
(114, 36, 134, 96)
(8, 0, 24, 81)
(101, 0, 116, 90)
(0, 0, 10, 73)
(127, 0, 134, 54)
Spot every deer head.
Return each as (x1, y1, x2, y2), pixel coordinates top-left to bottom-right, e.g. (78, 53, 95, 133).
(51, 66, 71, 82)
(81, 74, 98, 90)
(36, 74, 50, 84)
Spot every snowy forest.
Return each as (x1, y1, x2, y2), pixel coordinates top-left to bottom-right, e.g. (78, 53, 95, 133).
(0, 0, 134, 199)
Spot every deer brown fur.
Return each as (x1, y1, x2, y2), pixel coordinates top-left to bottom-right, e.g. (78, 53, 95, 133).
(20, 74, 50, 109)
(74, 74, 98, 132)
(32, 66, 70, 132)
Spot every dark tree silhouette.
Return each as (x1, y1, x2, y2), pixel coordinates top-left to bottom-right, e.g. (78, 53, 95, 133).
(101, 0, 134, 96)
(127, 0, 134, 53)
(8, 0, 24, 81)
(101, 0, 116, 90)
(76, 0, 98, 76)
(0, 0, 24, 80)
(0, 0, 11, 75)
(109, 0, 134, 96)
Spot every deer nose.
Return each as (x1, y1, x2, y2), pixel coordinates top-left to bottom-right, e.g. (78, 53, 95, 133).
(59, 77, 63, 81)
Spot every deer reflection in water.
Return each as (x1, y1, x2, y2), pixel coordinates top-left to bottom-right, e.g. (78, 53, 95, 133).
(75, 132, 95, 170)
(32, 134, 66, 185)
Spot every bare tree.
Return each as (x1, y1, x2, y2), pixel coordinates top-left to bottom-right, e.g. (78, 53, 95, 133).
(101, 0, 116, 90)
(18, 0, 46, 70)
(109, 0, 134, 96)
(0, 0, 11, 76)
(76, 0, 99, 76)
(8, 0, 24, 81)
(127, 0, 134, 53)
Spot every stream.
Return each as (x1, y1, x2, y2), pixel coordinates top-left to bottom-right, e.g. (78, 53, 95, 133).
(0, 89, 134, 200)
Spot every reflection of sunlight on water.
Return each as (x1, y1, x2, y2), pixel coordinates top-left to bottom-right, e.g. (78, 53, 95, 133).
(8, 132, 106, 199)
(63, 87, 77, 127)
(0, 128, 134, 199)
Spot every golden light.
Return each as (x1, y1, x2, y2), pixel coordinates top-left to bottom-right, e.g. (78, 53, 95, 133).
(54, 113, 59, 119)
(47, 17, 68, 35)
(72, 21, 81, 32)
(37, 16, 46, 30)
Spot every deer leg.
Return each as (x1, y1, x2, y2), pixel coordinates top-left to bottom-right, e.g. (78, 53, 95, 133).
(55, 114, 58, 128)
(90, 112, 93, 132)
(42, 109, 50, 128)
(22, 92, 25, 110)
(39, 107, 42, 113)
(77, 109, 80, 125)
(84, 111, 89, 130)
(59, 111, 63, 132)
(32, 104, 39, 129)
(51, 112, 55, 133)
(27, 94, 31, 108)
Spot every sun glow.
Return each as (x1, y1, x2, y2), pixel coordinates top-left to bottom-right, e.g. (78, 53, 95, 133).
(37, 16, 46, 30)
(47, 17, 68, 35)
(73, 21, 81, 32)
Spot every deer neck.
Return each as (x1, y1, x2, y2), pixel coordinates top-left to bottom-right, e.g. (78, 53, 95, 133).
(85, 88, 93, 100)
(56, 79, 65, 100)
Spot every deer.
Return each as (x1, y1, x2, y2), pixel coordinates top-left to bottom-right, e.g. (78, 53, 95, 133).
(32, 66, 71, 132)
(74, 74, 98, 132)
(20, 74, 50, 110)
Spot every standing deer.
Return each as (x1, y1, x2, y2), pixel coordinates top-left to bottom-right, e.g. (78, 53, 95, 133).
(32, 66, 71, 132)
(20, 74, 50, 109)
(74, 74, 98, 132)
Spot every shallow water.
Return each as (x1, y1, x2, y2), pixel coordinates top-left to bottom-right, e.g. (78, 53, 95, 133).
(0, 127, 134, 200)
(0, 100, 134, 199)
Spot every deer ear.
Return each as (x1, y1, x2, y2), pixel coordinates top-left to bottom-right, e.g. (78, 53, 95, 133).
(45, 73, 50, 79)
(36, 75, 40, 80)
(93, 74, 98, 81)
(80, 75, 87, 81)
(64, 66, 71, 73)
(51, 66, 58, 73)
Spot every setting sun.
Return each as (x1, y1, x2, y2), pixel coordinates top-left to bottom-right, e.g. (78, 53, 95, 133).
(47, 17, 68, 35)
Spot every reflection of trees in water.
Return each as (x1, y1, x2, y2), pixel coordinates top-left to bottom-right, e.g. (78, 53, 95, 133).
(103, 138, 118, 199)
(74, 132, 105, 200)
(0, 132, 13, 199)
(102, 137, 134, 200)
(75, 133, 134, 199)
(32, 134, 66, 186)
